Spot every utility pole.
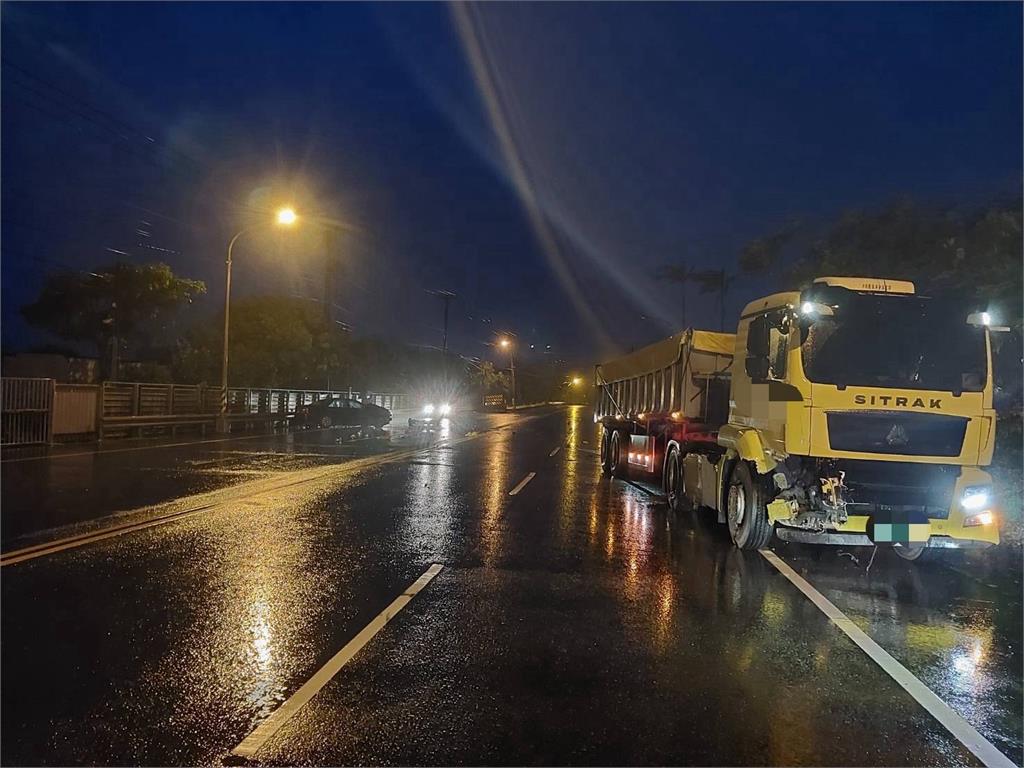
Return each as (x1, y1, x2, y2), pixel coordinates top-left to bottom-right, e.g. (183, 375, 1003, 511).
(323, 228, 339, 328)
(510, 347, 516, 409)
(428, 289, 456, 385)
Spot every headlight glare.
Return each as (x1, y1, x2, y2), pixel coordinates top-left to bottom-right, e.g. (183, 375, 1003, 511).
(423, 404, 434, 415)
(440, 403, 451, 415)
(965, 511, 995, 527)
(960, 486, 990, 511)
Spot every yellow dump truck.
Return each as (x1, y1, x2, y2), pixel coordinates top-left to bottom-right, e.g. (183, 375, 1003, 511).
(595, 276, 1001, 560)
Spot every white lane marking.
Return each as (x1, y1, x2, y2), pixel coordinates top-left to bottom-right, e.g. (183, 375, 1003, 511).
(760, 549, 1016, 768)
(548, 446, 561, 457)
(508, 472, 537, 496)
(231, 564, 444, 759)
(2, 411, 559, 566)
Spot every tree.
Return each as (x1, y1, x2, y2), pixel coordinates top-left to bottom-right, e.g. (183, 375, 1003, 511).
(469, 360, 509, 396)
(22, 262, 205, 378)
(690, 267, 736, 332)
(738, 221, 799, 280)
(174, 295, 342, 388)
(787, 198, 1022, 329)
(654, 263, 693, 328)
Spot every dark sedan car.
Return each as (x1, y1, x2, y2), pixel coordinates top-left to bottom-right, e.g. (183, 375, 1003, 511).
(297, 397, 392, 432)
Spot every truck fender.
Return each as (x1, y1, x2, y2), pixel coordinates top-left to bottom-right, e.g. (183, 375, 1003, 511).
(729, 428, 777, 475)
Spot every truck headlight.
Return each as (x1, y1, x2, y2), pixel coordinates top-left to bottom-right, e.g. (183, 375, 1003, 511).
(423, 404, 435, 415)
(960, 486, 991, 511)
(439, 403, 451, 415)
(964, 511, 995, 527)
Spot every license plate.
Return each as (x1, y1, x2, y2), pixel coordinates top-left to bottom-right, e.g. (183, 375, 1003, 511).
(868, 520, 930, 544)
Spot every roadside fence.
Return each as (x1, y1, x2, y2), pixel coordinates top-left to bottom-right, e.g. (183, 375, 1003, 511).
(1, 377, 410, 446)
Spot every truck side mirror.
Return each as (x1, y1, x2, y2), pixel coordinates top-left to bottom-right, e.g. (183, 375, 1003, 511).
(745, 355, 769, 382)
(747, 315, 770, 357)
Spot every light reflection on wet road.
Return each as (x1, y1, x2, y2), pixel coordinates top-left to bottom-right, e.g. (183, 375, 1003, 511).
(1, 406, 1020, 766)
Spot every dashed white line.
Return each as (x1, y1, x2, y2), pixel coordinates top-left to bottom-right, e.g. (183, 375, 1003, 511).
(760, 549, 1015, 768)
(508, 472, 536, 496)
(230, 563, 444, 759)
(548, 446, 561, 457)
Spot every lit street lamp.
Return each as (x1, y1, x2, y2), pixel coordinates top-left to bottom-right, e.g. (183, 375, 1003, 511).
(499, 336, 516, 409)
(217, 207, 298, 432)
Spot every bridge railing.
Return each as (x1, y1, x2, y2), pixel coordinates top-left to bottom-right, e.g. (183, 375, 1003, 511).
(0, 378, 411, 445)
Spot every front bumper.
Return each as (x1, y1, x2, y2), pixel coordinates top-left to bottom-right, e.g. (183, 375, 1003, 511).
(774, 528, 996, 549)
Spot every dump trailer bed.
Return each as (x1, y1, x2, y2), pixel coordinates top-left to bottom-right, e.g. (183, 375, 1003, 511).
(595, 328, 735, 426)
(594, 328, 735, 478)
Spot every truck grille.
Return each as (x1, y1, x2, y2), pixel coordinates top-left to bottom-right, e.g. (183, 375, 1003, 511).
(826, 411, 967, 457)
(836, 459, 959, 519)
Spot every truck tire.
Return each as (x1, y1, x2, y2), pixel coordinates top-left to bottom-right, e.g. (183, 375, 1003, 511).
(893, 543, 938, 564)
(610, 429, 629, 479)
(600, 427, 612, 475)
(663, 445, 690, 513)
(726, 461, 774, 550)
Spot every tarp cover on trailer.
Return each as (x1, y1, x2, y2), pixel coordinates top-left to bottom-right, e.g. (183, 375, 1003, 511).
(597, 329, 735, 383)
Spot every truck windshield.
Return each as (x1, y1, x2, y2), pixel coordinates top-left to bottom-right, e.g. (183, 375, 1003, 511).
(800, 295, 986, 393)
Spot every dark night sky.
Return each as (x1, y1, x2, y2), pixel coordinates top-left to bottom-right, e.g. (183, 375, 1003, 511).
(2, 2, 1021, 366)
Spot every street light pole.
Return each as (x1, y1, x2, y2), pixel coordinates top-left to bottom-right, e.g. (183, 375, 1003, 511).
(499, 337, 516, 409)
(217, 228, 249, 433)
(510, 346, 516, 409)
(217, 207, 298, 434)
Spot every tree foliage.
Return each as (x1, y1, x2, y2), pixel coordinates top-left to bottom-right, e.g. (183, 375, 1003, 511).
(744, 197, 1022, 329)
(22, 262, 206, 354)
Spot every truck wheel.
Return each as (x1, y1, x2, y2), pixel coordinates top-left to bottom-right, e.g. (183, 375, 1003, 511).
(726, 461, 774, 550)
(663, 445, 690, 513)
(610, 430, 629, 478)
(893, 543, 937, 564)
(600, 427, 612, 475)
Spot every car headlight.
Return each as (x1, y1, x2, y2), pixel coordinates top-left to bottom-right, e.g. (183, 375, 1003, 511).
(423, 404, 434, 415)
(960, 486, 991, 511)
(439, 403, 451, 415)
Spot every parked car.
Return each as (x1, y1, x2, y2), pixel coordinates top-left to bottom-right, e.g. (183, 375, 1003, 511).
(298, 397, 392, 432)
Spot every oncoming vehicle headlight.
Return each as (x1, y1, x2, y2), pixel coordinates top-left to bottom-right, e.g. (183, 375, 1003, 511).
(960, 486, 991, 512)
(423, 404, 435, 415)
(439, 403, 451, 415)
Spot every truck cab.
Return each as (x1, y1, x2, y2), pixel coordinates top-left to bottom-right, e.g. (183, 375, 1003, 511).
(719, 277, 999, 558)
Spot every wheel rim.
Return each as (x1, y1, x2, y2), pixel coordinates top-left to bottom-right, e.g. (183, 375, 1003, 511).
(727, 483, 746, 531)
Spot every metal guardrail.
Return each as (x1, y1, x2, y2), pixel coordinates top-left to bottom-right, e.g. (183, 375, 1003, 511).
(1, 378, 54, 445)
(0, 378, 411, 445)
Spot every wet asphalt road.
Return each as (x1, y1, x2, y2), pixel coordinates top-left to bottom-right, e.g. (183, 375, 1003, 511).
(1, 406, 1021, 766)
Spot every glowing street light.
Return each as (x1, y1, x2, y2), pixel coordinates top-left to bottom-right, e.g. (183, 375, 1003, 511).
(497, 336, 516, 408)
(217, 207, 299, 432)
(571, 376, 583, 387)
